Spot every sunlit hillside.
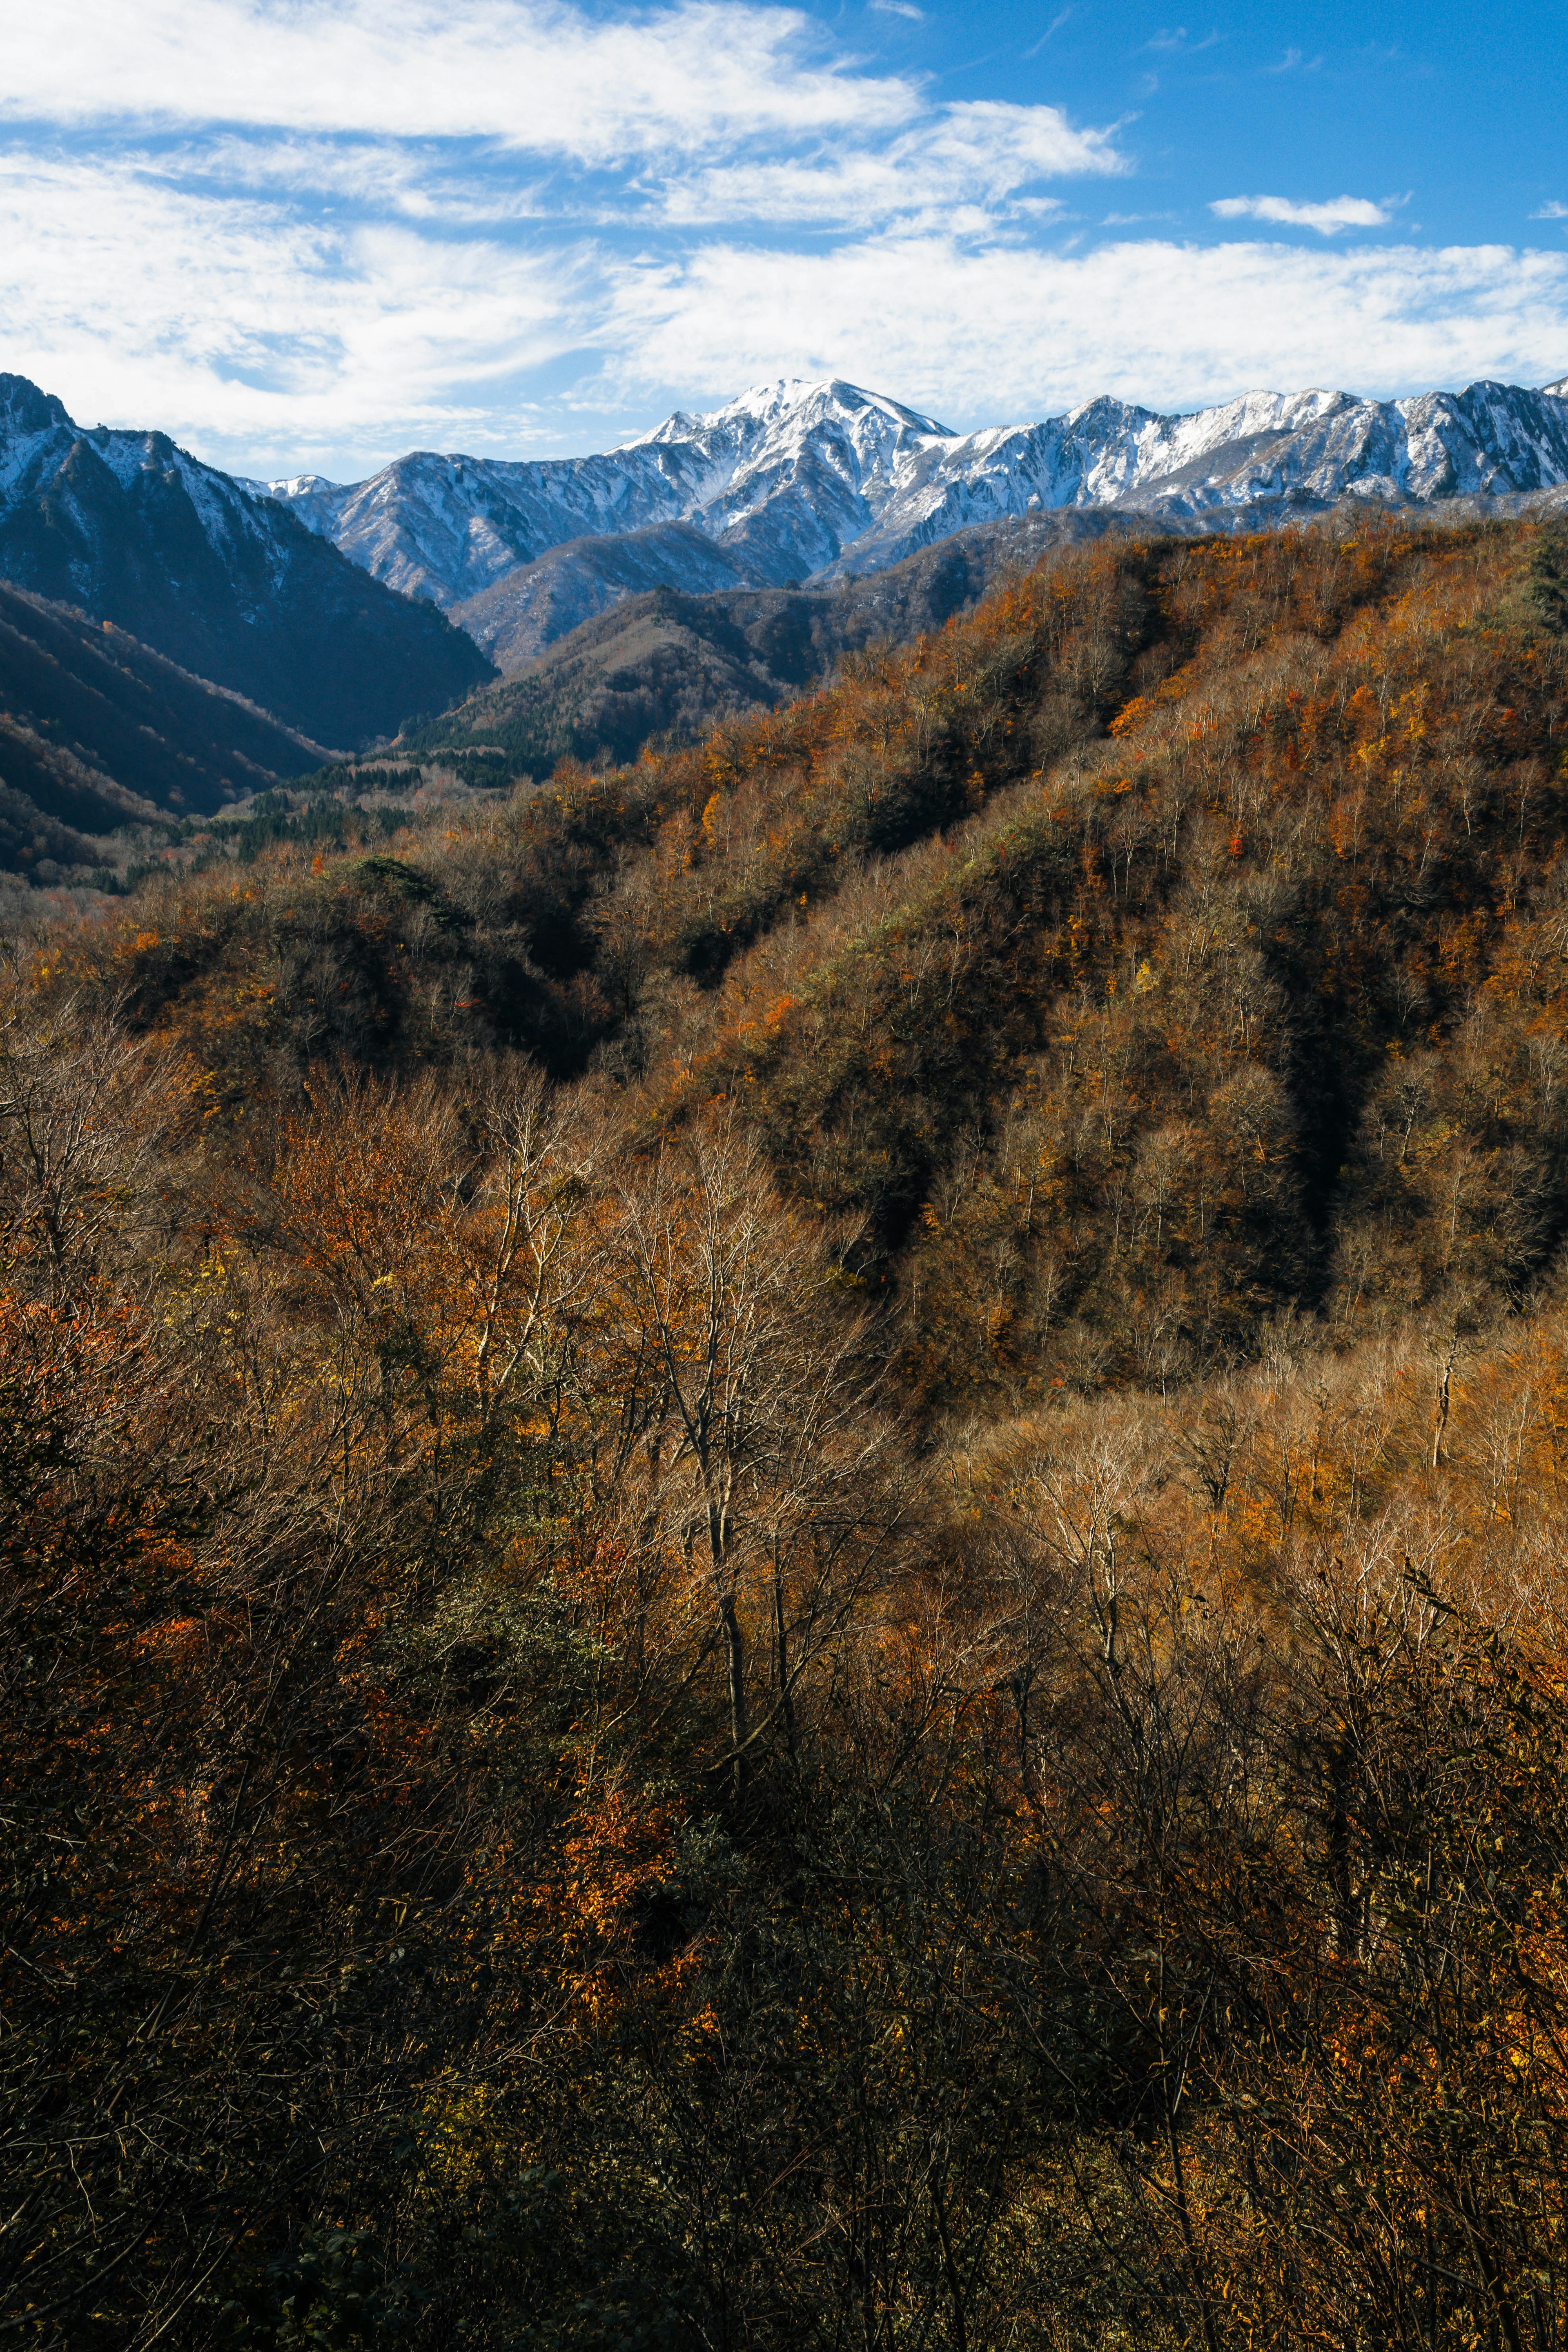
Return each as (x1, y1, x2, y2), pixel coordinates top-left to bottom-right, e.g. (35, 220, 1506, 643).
(7, 515, 1568, 2350)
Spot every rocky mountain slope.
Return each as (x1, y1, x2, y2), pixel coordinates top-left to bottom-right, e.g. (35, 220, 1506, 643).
(252, 375, 1568, 643)
(244, 381, 945, 610)
(0, 583, 330, 868)
(0, 375, 492, 746)
(450, 519, 763, 670)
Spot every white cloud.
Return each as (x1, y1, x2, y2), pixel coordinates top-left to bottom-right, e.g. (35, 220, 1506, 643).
(1533, 201, 1568, 221)
(603, 234, 1568, 426)
(0, 153, 600, 468)
(2, 0, 915, 159)
(1211, 194, 1391, 235)
(1024, 13, 1071, 60)
(870, 0, 924, 16)
(163, 133, 555, 225)
(1146, 26, 1218, 53)
(668, 101, 1125, 227)
(0, 2, 1126, 238)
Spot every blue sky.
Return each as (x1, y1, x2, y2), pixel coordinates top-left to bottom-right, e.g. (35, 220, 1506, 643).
(2, 0, 1564, 480)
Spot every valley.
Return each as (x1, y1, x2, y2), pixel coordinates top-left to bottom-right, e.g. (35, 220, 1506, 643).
(2, 366, 1567, 904)
(7, 363, 1568, 2351)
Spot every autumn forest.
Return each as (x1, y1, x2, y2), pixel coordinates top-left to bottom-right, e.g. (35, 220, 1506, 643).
(9, 516, 1568, 2350)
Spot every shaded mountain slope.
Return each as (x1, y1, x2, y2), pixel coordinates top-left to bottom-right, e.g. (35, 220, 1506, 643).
(641, 518, 1568, 1404)
(451, 519, 767, 670)
(0, 583, 332, 848)
(0, 375, 494, 746)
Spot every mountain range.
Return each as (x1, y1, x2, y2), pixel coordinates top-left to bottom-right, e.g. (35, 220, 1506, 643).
(2, 363, 1568, 886)
(247, 373, 1568, 668)
(0, 374, 492, 746)
(412, 507, 1173, 776)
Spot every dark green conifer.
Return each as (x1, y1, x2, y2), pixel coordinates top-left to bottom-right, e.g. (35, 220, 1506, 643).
(1526, 519, 1568, 632)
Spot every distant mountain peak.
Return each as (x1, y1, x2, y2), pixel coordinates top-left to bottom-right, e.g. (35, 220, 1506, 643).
(242, 369, 1568, 655)
(627, 377, 955, 450)
(248, 469, 342, 499)
(0, 372, 74, 440)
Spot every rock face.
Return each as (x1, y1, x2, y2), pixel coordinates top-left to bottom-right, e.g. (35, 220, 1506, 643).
(0, 375, 493, 746)
(251, 374, 1568, 650)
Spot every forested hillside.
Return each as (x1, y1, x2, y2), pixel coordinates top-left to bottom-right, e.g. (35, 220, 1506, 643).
(7, 516, 1568, 2351)
(414, 506, 1147, 773)
(0, 583, 330, 839)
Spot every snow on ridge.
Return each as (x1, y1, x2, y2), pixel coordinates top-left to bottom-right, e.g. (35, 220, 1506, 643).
(0, 391, 310, 595)
(625, 376, 953, 451)
(237, 471, 342, 500)
(8, 367, 1568, 629)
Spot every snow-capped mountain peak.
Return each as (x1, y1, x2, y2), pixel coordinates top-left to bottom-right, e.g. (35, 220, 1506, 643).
(629, 376, 953, 449)
(242, 369, 1568, 630)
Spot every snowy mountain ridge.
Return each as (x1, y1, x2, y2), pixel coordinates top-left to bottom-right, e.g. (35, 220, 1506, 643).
(237, 379, 953, 612)
(0, 373, 301, 604)
(243, 372, 1568, 619)
(0, 373, 493, 744)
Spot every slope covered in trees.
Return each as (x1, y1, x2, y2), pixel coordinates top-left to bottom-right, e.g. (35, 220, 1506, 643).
(0, 583, 331, 846)
(7, 516, 1568, 2350)
(79, 515, 1568, 1390)
(412, 508, 1159, 774)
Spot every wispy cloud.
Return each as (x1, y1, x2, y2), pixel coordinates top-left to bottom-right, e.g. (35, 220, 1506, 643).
(1145, 26, 1219, 54)
(0, 149, 604, 468)
(667, 101, 1126, 228)
(1023, 10, 1070, 57)
(1212, 194, 1391, 235)
(870, 0, 924, 17)
(1533, 201, 1568, 220)
(0, 0, 1125, 233)
(2, 0, 917, 156)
